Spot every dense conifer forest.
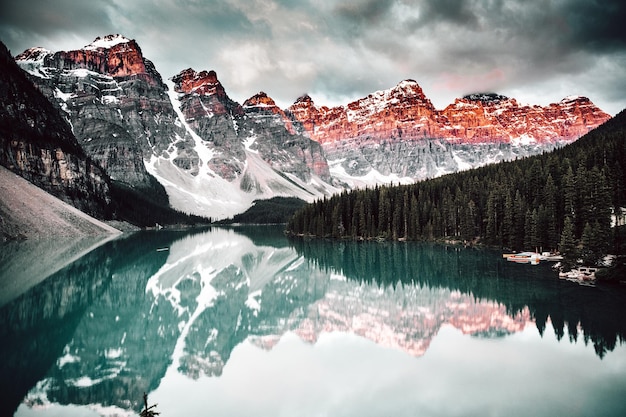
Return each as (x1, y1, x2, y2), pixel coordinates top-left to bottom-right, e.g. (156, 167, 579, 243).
(287, 110, 626, 264)
(110, 181, 211, 227)
(219, 197, 307, 224)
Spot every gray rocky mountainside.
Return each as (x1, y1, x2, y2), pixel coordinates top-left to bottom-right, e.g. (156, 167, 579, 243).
(14, 35, 181, 202)
(0, 40, 112, 222)
(15, 36, 336, 220)
(170, 68, 330, 186)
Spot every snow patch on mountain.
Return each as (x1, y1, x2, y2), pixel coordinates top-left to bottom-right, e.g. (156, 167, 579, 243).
(142, 80, 339, 220)
(328, 158, 414, 188)
(84, 34, 131, 50)
(511, 134, 536, 146)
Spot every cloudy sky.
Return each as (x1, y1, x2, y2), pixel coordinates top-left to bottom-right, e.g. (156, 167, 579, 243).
(1, 0, 625, 114)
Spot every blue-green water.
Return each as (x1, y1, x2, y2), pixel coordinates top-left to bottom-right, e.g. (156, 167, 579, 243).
(1, 226, 625, 417)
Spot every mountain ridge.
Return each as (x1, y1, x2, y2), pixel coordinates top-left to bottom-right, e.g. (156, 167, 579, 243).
(11, 34, 613, 220)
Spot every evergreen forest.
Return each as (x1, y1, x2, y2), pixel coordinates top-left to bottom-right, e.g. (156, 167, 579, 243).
(287, 109, 626, 265)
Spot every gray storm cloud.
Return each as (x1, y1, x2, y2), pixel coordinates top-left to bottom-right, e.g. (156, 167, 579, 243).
(1, 0, 624, 114)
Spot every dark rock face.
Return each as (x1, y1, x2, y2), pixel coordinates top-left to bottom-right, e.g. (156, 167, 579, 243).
(0, 40, 111, 218)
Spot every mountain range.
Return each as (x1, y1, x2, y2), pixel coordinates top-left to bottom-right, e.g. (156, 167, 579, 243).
(1, 34, 612, 226)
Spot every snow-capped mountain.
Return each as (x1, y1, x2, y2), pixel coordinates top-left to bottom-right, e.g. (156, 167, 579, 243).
(15, 34, 185, 197)
(15, 36, 336, 220)
(288, 80, 611, 184)
(144, 68, 336, 219)
(14, 35, 611, 219)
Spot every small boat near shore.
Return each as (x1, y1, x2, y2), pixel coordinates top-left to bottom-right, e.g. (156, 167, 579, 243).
(503, 251, 563, 265)
(504, 252, 541, 265)
(539, 252, 563, 261)
(559, 266, 598, 282)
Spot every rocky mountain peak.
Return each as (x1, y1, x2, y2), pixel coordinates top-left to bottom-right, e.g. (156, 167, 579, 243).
(391, 79, 427, 97)
(294, 94, 314, 105)
(463, 93, 509, 103)
(84, 34, 132, 50)
(14, 47, 51, 62)
(23, 34, 165, 87)
(171, 68, 221, 95)
(558, 95, 596, 108)
(244, 92, 298, 134)
(288, 94, 319, 115)
(356, 78, 432, 109)
(171, 67, 244, 119)
(244, 91, 278, 108)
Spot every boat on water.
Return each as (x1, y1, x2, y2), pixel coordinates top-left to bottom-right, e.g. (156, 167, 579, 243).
(559, 266, 598, 281)
(539, 252, 563, 261)
(503, 251, 563, 265)
(504, 252, 541, 265)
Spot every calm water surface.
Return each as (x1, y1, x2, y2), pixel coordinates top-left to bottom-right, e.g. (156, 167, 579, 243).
(1, 226, 625, 417)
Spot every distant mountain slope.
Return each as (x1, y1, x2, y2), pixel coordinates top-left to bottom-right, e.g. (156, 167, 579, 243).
(220, 196, 307, 224)
(0, 166, 120, 240)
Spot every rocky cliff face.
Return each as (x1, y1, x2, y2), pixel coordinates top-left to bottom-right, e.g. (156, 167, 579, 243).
(146, 67, 336, 219)
(288, 80, 611, 183)
(441, 93, 611, 143)
(15, 37, 336, 220)
(0, 40, 111, 219)
(15, 35, 187, 199)
(170, 68, 331, 184)
(240, 91, 330, 182)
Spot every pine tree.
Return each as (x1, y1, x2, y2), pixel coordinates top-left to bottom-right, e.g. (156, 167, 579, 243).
(559, 216, 578, 271)
(581, 221, 609, 266)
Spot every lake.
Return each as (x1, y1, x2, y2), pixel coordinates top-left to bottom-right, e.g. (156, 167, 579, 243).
(1, 226, 626, 417)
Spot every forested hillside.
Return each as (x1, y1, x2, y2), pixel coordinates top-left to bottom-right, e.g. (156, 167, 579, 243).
(287, 110, 626, 262)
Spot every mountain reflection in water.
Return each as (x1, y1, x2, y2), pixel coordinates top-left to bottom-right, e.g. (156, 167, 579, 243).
(1, 226, 625, 417)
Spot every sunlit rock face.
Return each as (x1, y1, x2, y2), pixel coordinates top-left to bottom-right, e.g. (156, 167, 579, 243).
(45, 34, 162, 86)
(11, 34, 612, 217)
(289, 81, 610, 146)
(441, 93, 611, 144)
(288, 81, 611, 183)
(15, 35, 188, 195)
(0, 40, 111, 218)
(241, 91, 331, 182)
(289, 80, 440, 144)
